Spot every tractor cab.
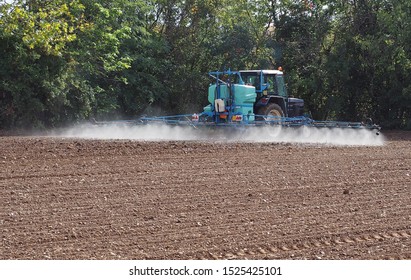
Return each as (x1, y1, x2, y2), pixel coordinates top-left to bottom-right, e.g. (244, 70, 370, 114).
(238, 70, 303, 118)
(237, 70, 287, 98)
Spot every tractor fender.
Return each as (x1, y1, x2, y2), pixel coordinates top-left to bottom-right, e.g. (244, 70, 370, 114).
(255, 96, 287, 115)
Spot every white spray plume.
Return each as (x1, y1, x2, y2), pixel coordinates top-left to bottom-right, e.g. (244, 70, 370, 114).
(55, 123, 385, 146)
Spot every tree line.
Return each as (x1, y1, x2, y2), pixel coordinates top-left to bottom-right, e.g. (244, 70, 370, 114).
(0, 0, 410, 129)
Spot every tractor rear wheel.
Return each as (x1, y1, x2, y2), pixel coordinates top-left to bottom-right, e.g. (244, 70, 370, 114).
(259, 103, 284, 120)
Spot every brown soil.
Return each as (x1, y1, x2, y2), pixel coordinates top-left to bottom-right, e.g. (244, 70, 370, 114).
(1, 131, 411, 260)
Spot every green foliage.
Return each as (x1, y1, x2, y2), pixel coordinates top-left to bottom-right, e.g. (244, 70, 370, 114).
(0, 0, 410, 129)
(1, 0, 86, 56)
(0, 0, 89, 128)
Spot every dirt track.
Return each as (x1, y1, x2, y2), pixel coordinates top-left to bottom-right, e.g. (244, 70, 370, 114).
(1, 131, 411, 260)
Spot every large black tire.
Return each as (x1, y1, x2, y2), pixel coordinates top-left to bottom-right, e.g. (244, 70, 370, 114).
(258, 103, 284, 119)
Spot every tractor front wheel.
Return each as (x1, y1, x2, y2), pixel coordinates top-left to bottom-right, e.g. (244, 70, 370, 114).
(259, 103, 284, 120)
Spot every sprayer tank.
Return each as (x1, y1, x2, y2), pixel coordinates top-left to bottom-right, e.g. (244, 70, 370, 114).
(207, 84, 256, 118)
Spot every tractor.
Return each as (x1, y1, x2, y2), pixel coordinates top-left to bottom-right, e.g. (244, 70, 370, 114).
(202, 69, 304, 123)
(137, 68, 379, 133)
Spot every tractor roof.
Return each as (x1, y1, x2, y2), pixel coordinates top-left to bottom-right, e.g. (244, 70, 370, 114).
(239, 70, 283, 75)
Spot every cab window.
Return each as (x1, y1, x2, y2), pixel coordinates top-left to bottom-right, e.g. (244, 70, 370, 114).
(276, 75, 287, 97)
(240, 73, 260, 89)
(264, 74, 277, 94)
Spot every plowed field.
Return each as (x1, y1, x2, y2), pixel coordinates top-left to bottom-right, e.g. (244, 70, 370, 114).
(1, 131, 411, 259)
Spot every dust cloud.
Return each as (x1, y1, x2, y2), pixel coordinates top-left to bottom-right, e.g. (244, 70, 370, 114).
(55, 122, 385, 146)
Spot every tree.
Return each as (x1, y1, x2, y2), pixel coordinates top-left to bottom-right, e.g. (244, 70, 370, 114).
(324, 0, 411, 127)
(1, 0, 409, 129)
(0, 0, 87, 127)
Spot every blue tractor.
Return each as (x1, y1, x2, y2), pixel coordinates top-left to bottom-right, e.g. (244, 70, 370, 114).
(202, 69, 304, 124)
